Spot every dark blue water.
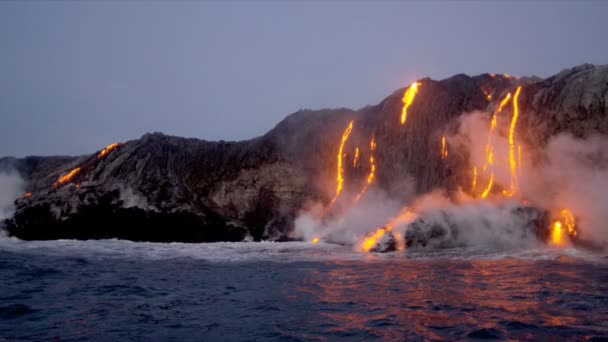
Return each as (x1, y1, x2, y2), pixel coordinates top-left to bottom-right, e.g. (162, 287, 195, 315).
(0, 241, 607, 341)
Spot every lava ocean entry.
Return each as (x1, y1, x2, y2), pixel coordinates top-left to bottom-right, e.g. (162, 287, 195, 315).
(3, 64, 608, 252)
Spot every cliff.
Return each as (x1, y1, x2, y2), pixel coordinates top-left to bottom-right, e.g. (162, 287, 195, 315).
(2, 64, 607, 242)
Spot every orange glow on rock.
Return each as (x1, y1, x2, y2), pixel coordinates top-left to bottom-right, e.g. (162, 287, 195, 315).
(400, 82, 421, 125)
(53, 167, 81, 188)
(354, 137, 376, 203)
(97, 142, 121, 159)
(328, 121, 354, 209)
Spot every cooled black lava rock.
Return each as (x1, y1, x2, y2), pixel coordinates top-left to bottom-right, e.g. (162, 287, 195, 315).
(2, 64, 607, 242)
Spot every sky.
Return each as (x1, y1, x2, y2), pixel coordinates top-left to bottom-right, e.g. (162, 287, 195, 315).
(0, 1, 606, 157)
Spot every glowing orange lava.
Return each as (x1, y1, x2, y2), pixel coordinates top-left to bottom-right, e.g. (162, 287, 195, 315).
(353, 147, 359, 167)
(360, 209, 415, 252)
(361, 226, 390, 252)
(23, 192, 32, 198)
(472, 166, 477, 193)
(354, 137, 376, 203)
(97, 143, 121, 159)
(504, 86, 522, 196)
(560, 209, 577, 237)
(478, 92, 512, 198)
(401, 82, 421, 125)
(550, 209, 577, 246)
(441, 135, 448, 159)
(551, 221, 563, 245)
(53, 167, 81, 188)
(328, 121, 354, 208)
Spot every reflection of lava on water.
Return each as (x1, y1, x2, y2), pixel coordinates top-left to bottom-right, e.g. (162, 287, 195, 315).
(289, 258, 598, 340)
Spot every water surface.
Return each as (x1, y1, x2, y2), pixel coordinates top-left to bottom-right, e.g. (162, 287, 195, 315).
(0, 239, 606, 340)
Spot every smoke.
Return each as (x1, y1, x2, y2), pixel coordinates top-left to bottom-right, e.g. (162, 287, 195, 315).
(293, 188, 409, 246)
(391, 192, 542, 250)
(458, 111, 608, 245)
(519, 134, 608, 243)
(118, 186, 154, 211)
(0, 171, 25, 222)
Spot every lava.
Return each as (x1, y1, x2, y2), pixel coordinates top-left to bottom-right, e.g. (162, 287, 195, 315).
(354, 137, 376, 203)
(478, 92, 512, 198)
(560, 209, 577, 237)
(441, 135, 448, 159)
(328, 121, 354, 209)
(472, 166, 477, 192)
(53, 167, 81, 188)
(353, 147, 359, 167)
(23, 192, 32, 198)
(504, 86, 522, 196)
(400, 82, 421, 125)
(97, 142, 121, 159)
(551, 221, 564, 245)
(550, 209, 578, 246)
(361, 226, 390, 252)
(312, 237, 320, 244)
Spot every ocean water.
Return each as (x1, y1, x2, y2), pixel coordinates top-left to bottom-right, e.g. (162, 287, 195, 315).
(0, 238, 607, 341)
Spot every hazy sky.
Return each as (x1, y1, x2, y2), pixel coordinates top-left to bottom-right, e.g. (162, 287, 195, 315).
(1, 1, 606, 157)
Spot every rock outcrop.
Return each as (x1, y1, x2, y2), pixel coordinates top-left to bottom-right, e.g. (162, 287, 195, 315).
(2, 64, 607, 242)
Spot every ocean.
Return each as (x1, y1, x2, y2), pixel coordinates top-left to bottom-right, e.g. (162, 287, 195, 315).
(0, 238, 607, 341)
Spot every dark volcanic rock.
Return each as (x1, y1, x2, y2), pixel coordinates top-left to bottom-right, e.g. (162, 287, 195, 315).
(2, 64, 607, 242)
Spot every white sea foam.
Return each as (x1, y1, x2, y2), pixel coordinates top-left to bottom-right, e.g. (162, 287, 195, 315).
(0, 235, 604, 264)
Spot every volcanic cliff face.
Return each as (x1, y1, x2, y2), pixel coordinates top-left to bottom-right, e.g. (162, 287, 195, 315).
(2, 64, 607, 242)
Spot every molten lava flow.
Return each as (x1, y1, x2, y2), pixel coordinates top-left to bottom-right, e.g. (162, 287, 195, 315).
(478, 92, 512, 198)
(550, 209, 577, 246)
(560, 209, 577, 237)
(480, 173, 494, 199)
(361, 226, 390, 252)
(328, 121, 354, 208)
(97, 142, 121, 159)
(551, 221, 563, 245)
(441, 135, 448, 159)
(53, 167, 81, 187)
(353, 147, 359, 167)
(504, 86, 522, 196)
(472, 166, 478, 193)
(23, 192, 32, 198)
(393, 232, 405, 251)
(354, 137, 376, 203)
(360, 209, 415, 252)
(498, 93, 512, 112)
(401, 82, 421, 125)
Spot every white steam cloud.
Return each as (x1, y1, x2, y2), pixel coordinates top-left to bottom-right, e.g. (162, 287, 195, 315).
(457, 111, 608, 245)
(295, 109, 608, 252)
(0, 171, 25, 222)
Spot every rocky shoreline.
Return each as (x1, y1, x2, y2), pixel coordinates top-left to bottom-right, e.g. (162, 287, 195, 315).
(2, 64, 607, 244)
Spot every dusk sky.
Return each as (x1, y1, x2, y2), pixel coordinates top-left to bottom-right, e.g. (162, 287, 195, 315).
(1, 1, 606, 157)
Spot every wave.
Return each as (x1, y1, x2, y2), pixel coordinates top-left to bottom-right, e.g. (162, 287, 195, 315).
(0, 234, 605, 264)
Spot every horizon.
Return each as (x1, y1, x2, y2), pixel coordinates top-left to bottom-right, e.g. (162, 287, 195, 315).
(1, 1, 607, 157)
